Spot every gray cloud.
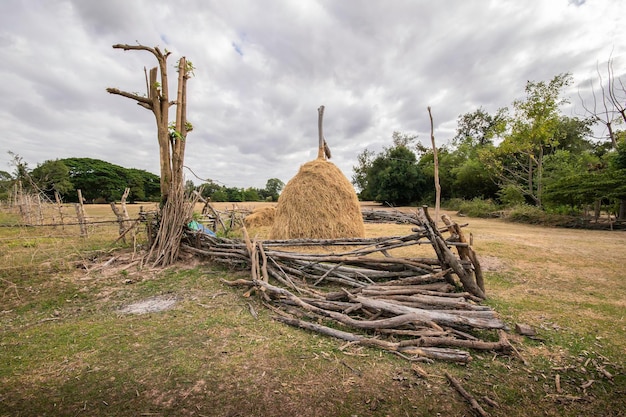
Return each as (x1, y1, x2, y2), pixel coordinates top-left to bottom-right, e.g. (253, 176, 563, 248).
(0, 0, 624, 188)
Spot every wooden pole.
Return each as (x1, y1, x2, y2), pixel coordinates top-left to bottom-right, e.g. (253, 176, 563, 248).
(317, 105, 326, 159)
(428, 106, 441, 223)
(54, 191, 65, 230)
(76, 189, 87, 237)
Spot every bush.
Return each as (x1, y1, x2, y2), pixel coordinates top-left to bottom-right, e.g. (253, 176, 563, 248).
(505, 204, 579, 227)
(457, 198, 501, 218)
(443, 198, 464, 211)
(497, 185, 525, 207)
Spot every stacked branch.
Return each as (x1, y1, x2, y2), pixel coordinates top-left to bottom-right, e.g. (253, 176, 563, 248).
(182, 207, 507, 362)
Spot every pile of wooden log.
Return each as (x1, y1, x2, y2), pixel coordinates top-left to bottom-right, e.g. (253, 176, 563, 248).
(182, 206, 511, 362)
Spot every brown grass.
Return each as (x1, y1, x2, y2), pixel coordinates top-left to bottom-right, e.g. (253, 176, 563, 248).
(270, 159, 365, 239)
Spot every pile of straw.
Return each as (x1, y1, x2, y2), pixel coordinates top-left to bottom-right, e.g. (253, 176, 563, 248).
(270, 159, 365, 239)
(243, 206, 276, 228)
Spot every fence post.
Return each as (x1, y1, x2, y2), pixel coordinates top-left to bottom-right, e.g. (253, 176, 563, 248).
(54, 191, 65, 230)
(75, 189, 88, 238)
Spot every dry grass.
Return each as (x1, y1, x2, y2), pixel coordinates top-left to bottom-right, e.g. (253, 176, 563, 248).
(1, 203, 625, 416)
(270, 159, 364, 239)
(243, 206, 276, 228)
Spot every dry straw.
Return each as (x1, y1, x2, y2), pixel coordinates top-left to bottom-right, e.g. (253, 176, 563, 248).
(270, 158, 365, 239)
(244, 206, 276, 228)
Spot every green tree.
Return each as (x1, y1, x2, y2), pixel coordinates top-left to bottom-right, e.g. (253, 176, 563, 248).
(454, 106, 508, 148)
(7, 151, 32, 191)
(63, 158, 127, 202)
(263, 178, 284, 201)
(184, 180, 196, 196)
(365, 144, 426, 206)
(30, 160, 74, 199)
(352, 148, 375, 200)
(243, 187, 261, 201)
(482, 73, 575, 207)
(60, 158, 159, 203)
(199, 180, 224, 200)
(225, 187, 243, 202)
(210, 189, 228, 202)
(0, 170, 12, 201)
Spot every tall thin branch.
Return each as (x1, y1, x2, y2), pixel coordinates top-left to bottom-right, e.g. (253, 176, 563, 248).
(428, 106, 441, 222)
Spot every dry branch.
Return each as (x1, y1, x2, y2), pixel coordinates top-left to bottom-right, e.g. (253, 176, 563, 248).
(184, 206, 509, 362)
(445, 372, 490, 417)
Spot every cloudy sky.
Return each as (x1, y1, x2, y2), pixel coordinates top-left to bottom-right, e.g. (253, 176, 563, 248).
(1, 0, 624, 189)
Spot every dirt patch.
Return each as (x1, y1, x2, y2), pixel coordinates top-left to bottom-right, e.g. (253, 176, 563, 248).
(118, 296, 178, 314)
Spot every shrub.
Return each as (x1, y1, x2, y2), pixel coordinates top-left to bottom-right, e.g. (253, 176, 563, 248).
(497, 185, 525, 207)
(457, 198, 501, 218)
(505, 204, 579, 227)
(443, 198, 464, 211)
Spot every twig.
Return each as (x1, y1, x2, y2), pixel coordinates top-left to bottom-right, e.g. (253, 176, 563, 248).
(247, 302, 258, 319)
(445, 372, 490, 417)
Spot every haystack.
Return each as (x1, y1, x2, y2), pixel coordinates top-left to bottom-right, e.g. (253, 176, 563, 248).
(244, 206, 276, 228)
(270, 106, 365, 240)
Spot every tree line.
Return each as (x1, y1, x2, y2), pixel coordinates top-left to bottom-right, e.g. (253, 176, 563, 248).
(0, 154, 285, 204)
(352, 72, 626, 220)
(1, 156, 162, 203)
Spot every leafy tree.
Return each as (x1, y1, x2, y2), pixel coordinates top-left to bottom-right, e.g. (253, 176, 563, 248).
(243, 187, 260, 201)
(364, 144, 426, 206)
(7, 151, 32, 191)
(454, 106, 508, 148)
(60, 158, 160, 203)
(199, 179, 224, 199)
(0, 170, 12, 201)
(263, 178, 284, 202)
(62, 158, 128, 202)
(211, 189, 228, 202)
(451, 157, 500, 200)
(30, 160, 74, 198)
(481, 74, 576, 207)
(392, 131, 418, 148)
(225, 187, 243, 202)
(352, 148, 375, 199)
(184, 180, 196, 196)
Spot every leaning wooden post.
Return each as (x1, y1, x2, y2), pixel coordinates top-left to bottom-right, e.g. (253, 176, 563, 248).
(442, 214, 485, 295)
(54, 191, 65, 231)
(110, 188, 132, 243)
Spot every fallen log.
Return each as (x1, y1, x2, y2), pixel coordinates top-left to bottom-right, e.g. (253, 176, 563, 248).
(274, 315, 472, 363)
(350, 296, 506, 330)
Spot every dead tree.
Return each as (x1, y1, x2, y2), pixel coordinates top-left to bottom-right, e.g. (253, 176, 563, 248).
(578, 57, 626, 219)
(107, 43, 195, 266)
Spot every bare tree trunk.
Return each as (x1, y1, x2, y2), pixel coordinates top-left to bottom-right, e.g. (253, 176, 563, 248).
(107, 44, 174, 205)
(107, 44, 195, 267)
(428, 107, 441, 221)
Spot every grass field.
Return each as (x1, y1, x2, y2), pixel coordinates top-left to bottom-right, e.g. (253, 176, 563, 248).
(0, 202, 624, 416)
